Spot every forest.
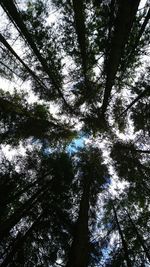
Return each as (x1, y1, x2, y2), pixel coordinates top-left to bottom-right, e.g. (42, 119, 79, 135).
(0, 0, 150, 266)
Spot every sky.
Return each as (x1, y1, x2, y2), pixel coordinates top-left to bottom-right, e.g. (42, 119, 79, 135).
(0, 2, 149, 265)
(0, 0, 148, 160)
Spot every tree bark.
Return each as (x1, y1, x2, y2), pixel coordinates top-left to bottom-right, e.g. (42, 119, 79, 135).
(66, 176, 91, 267)
(112, 203, 132, 267)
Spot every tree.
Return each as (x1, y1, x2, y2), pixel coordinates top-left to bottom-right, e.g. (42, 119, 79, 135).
(66, 147, 107, 267)
(0, 0, 149, 266)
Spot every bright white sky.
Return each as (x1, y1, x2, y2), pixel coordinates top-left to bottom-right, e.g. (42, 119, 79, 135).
(0, 0, 149, 163)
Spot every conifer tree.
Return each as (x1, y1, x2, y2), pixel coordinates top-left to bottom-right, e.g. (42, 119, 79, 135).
(0, 0, 150, 266)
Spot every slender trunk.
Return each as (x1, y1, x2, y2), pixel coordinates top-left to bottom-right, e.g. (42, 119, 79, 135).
(0, 213, 43, 267)
(0, 33, 47, 91)
(102, 0, 140, 114)
(112, 203, 132, 267)
(72, 0, 87, 76)
(66, 176, 91, 267)
(119, 7, 150, 82)
(0, 184, 48, 240)
(126, 210, 150, 263)
(128, 7, 150, 60)
(119, 86, 149, 116)
(106, 0, 115, 54)
(0, 0, 71, 110)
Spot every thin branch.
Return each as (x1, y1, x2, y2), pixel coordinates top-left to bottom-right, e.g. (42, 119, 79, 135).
(119, 86, 149, 117)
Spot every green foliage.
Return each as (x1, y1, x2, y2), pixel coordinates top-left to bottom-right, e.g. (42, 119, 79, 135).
(0, 0, 149, 266)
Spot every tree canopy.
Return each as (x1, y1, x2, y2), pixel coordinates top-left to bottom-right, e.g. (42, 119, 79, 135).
(0, 0, 150, 266)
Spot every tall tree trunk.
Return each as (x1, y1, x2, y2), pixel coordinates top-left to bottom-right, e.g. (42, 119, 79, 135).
(128, 7, 150, 60)
(0, 33, 47, 91)
(102, 0, 140, 114)
(112, 203, 132, 267)
(66, 176, 91, 267)
(105, 0, 115, 64)
(118, 7, 150, 82)
(0, 0, 71, 110)
(72, 0, 87, 77)
(0, 184, 48, 240)
(126, 210, 150, 263)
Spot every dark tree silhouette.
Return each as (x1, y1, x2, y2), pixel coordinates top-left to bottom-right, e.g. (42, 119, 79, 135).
(0, 0, 149, 266)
